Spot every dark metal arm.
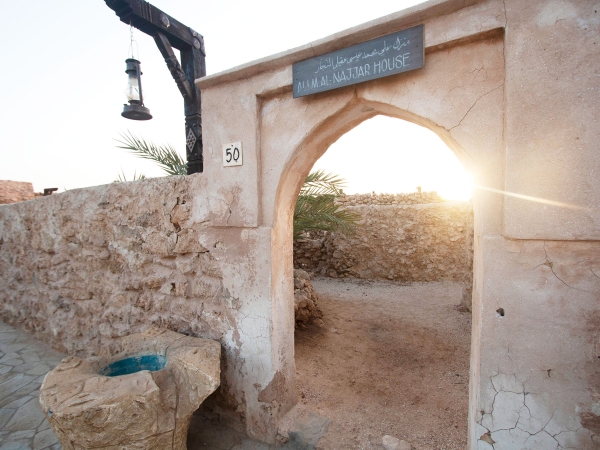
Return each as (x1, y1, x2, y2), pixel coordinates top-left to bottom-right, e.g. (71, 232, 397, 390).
(105, 0, 205, 53)
(154, 32, 194, 101)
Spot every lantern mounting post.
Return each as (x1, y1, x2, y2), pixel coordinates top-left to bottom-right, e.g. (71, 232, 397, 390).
(105, 0, 206, 174)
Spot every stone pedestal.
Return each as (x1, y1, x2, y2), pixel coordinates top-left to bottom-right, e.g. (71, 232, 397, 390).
(39, 328, 221, 450)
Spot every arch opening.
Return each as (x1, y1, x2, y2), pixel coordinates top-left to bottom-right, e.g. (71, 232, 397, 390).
(280, 109, 475, 449)
(273, 100, 478, 234)
(311, 115, 473, 201)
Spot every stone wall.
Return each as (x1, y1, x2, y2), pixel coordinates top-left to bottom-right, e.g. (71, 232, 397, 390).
(0, 176, 231, 357)
(0, 175, 293, 442)
(335, 191, 444, 206)
(294, 196, 474, 284)
(0, 180, 35, 204)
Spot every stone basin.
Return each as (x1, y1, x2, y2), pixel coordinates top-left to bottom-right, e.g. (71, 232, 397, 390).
(39, 328, 221, 450)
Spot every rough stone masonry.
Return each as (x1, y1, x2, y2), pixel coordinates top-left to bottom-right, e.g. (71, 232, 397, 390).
(294, 193, 473, 283)
(294, 193, 474, 310)
(0, 180, 35, 204)
(0, 177, 232, 358)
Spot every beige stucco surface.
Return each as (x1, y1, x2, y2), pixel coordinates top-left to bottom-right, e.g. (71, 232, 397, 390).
(0, 0, 599, 448)
(503, 1, 600, 240)
(474, 236, 600, 449)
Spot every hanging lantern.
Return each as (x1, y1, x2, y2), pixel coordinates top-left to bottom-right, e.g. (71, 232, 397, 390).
(121, 58, 152, 121)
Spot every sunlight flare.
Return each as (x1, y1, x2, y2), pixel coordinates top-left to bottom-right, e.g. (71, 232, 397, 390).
(473, 185, 589, 210)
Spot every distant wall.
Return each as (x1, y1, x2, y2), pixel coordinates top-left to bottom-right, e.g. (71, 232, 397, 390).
(0, 180, 35, 204)
(294, 194, 474, 283)
(334, 191, 444, 207)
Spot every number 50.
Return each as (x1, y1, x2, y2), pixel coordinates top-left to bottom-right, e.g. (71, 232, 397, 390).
(225, 145, 239, 163)
(222, 141, 243, 167)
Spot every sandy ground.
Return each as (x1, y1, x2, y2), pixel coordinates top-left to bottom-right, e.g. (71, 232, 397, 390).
(292, 277, 472, 450)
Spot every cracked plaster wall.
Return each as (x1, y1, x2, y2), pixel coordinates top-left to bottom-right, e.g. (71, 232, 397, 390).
(254, 20, 508, 448)
(196, 0, 599, 446)
(467, 2, 600, 448)
(474, 237, 600, 449)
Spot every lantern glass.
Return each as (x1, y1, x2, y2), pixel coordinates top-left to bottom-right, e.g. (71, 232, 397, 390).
(125, 71, 140, 102)
(121, 58, 152, 121)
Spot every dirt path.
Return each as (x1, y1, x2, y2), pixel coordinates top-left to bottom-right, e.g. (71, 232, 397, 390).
(293, 278, 471, 450)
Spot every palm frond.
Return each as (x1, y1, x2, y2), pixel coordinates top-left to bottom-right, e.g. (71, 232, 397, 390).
(115, 131, 187, 176)
(293, 171, 360, 240)
(299, 169, 346, 197)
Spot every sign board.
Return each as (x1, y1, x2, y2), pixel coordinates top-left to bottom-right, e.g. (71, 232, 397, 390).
(222, 142, 243, 167)
(293, 25, 424, 98)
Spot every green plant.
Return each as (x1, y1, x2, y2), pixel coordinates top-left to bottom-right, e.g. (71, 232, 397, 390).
(293, 170, 360, 240)
(116, 131, 187, 176)
(113, 168, 147, 183)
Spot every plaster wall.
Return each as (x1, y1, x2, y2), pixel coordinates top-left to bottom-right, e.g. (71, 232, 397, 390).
(474, 237, 600, 449)
(503, 1, 600, 240)
(195, 0, 599, 447)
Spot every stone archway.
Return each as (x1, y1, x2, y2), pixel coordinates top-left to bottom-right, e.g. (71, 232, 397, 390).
(260, 34, 504, 446)
(273, 99, 477, 232)
(195, 2, 600, 448)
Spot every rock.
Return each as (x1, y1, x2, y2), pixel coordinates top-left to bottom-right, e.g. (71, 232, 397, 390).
(382, 435, 411, 450)
(282, 412, 331, 449)
(39, 328, 221, 450)
(293, 269, 322, 326)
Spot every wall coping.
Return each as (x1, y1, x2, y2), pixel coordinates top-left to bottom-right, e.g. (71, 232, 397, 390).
(195, 0, 488, 90)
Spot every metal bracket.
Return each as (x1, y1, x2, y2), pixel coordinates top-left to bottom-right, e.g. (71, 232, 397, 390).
(154, 32, 194, 101)
(105, 0, 206, 174)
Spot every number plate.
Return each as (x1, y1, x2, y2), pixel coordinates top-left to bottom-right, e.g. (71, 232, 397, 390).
(222, 141, 243, 167)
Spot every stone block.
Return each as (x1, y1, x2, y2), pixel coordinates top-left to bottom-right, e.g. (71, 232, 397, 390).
(0, 180, 34, 204)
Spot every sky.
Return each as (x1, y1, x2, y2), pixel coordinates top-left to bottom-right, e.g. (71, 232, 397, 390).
(0, 0, 471, 200)
(315, 117, 471, 199)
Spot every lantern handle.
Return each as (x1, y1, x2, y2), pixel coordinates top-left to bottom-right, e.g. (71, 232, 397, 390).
(128, 21, 140, 60)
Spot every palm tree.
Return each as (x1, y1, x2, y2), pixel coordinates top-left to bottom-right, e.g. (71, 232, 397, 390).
(116, 133, 359, 239)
